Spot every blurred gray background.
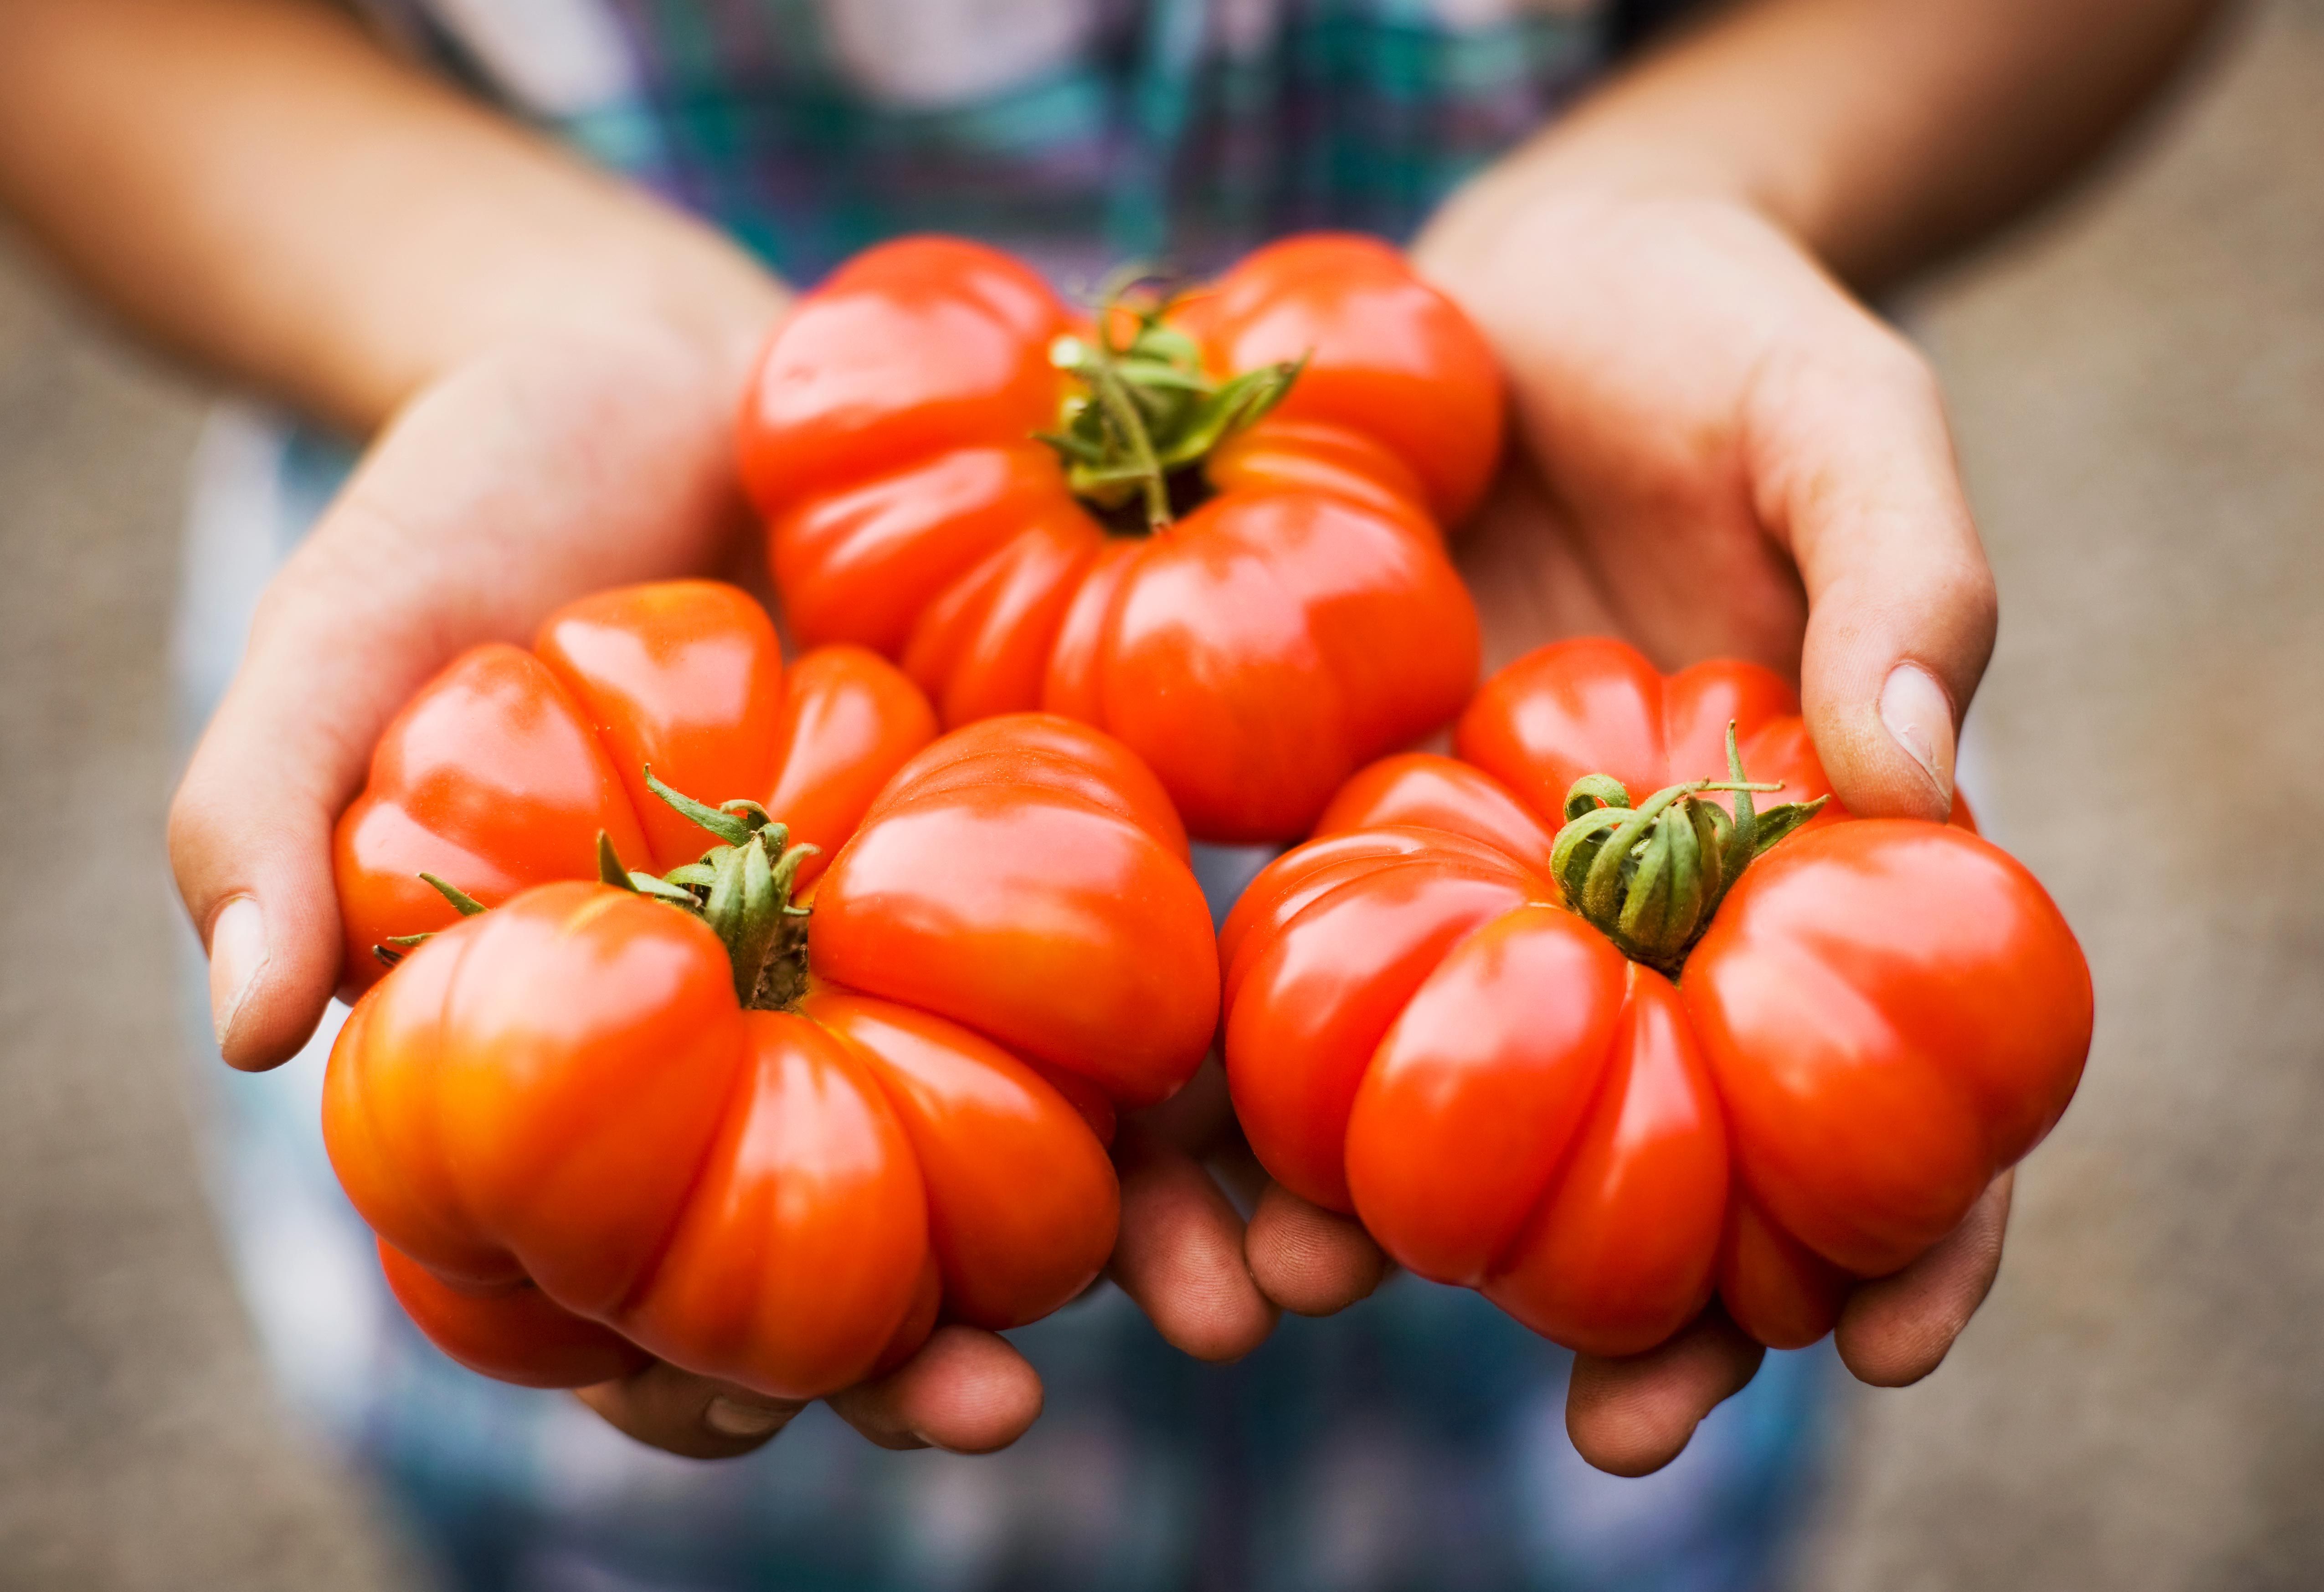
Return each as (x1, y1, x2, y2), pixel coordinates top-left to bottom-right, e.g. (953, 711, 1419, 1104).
(3, 3, 2321, 1587)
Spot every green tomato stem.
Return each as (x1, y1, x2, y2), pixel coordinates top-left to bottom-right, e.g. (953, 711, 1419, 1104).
(1547, 721, 1828, 975)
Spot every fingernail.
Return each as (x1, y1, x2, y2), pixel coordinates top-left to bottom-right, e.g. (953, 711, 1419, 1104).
(704, 1397, 789, 1438)
(208, 897, 268, 1052)
(1878, 663, 1956, 806)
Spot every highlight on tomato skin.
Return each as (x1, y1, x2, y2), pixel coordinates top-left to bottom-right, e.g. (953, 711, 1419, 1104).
(334, 578, 936, 1001)
(323, 580, 1220, 1405)
(736, 232, 1501, 844)
(1220, 635, 2093, 1360)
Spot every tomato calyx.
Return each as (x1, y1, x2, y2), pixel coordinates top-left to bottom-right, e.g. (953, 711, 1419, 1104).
(375, 770, 820, 1011)
(1548, 722, 1829, 976)
(1036, 266, 1303, 534)
(597, 770, 819, 1010)
(375, 876, 486, 966)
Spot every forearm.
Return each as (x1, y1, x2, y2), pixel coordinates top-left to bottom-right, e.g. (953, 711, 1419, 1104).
(1429, 0, 2229, 287)
(0, 0, 784, 434)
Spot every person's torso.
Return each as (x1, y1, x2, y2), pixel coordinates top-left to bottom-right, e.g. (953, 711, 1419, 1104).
(356, 0, 1613, 281)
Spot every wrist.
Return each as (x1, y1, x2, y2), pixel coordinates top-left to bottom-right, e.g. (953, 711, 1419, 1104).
(1410, 165, 1815, 361)
(358, 217, 790, 439)
(559, 226, 791, 407)
(1412, 130, 1800, 289)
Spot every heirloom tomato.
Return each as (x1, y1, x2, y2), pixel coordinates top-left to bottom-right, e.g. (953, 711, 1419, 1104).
(736, 232, 1498, 842)
(1221, 637, 2091, 1358)
(325, 580, 1219, 1402)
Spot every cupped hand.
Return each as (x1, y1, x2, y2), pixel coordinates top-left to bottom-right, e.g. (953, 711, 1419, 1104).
(1175, 187, 2012, 1475)
(164, 316, 1063, 1460)
(1425, 185, 2007, 1470)
(172, 321, 762, 1073)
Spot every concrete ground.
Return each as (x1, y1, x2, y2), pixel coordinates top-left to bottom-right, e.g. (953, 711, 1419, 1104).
(0, 166, 416, 1592)
(1795, 3, 2324, 1586)
(2, 5, 2321, 1588)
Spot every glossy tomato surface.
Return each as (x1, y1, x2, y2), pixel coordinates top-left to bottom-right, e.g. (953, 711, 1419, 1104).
(738, 232, 1497, 842)
(326, 583, 1219, 1400)
(334, 580, 936, 994)
(1221, 637, 2090, 1357)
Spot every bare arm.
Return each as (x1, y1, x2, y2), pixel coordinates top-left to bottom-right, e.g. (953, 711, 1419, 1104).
(1466, 0, 2231, 289)
(0, 0, 782, 431)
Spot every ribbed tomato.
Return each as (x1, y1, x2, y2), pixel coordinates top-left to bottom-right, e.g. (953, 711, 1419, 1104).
(1221, 637, 2091, 1356)
(324, 580, 1220, 1399)
(736, 232, 1497, 842)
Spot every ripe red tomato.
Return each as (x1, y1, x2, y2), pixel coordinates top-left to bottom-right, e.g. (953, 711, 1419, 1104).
(325, 581, 1220, 1400)
(737, 232, 1497, 842)
(1221, 637, 2090, 1356)
(334, 579, 937, 995)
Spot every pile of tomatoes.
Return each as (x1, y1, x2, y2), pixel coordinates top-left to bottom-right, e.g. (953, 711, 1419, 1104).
(323, 234, 2092, 1405)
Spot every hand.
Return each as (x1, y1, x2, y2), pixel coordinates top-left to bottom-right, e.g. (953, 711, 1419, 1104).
(1201, 186, 2008, 1476)
(148, 318, 991, 1457)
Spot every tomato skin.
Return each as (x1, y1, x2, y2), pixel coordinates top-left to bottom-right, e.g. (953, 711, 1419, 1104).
(1315, 752, 1559, 863)
(1684, 820, 2092, 1277)
(1205, 420, 1431, 525)
(1483, 968, 1729, 1358)
(763, 645, 941, 885)
(1058, 491, 1481, 842)
(807, 991, 1119, 1328)
(772, 444, 1082, 657)
(1221, 637, 2093, 1356)
(812, 714, 1219, 1109)
(621, 1009, 932, 1399)
(334, 584, 936, 993)
(535, 580, 787, 872)
(1188, 233, 1505, 526)
(1347, 906, 1633, 1286)
(736, 237, 1070, 514)
(903, 508, 1101, 727)
(1455, 636, 1837, 825)
(1223, 837, 1539, 1210)
(376, 1241, 652, 1388)
(326, 585, 1218, 1399)
(1717, 1192, 1852, 1350)
(333, 645, 650, 997)
(326, 885, 748, 1303)
(740, 233, 1498, 842)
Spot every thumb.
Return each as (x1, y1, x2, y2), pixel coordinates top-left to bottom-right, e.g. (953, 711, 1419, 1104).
(169, 329, 754, 1069)
(1749, 322, 1997, 822)
(168, 508, 455, 1070)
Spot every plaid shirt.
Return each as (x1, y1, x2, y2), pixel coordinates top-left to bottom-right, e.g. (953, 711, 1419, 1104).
(357, 0, 1610, 283)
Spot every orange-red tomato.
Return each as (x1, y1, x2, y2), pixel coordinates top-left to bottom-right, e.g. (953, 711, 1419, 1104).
(737, 232, 1496, 842)
(334, 579, 938, 995)
(324, 581, 1219, 1400)
(1221, 637, 2091, 1357)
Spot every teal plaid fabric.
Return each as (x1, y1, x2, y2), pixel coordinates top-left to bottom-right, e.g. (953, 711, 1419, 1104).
(358, 0, 1603, 283)
(185, 5, 1838, 1589)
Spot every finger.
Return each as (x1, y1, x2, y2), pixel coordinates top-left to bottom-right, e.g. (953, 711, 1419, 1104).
(1837, 1169, 2013, 1387)
(171, 330, 745, 1070)
(1107, 1124, 1278, 1361)
(1566, 1308, 1765, 1478)
(576, 1361, 809, 1460)
(1747, 313, 1997, 822)
(1245, 1182, 1391, 1316)
(170, 515, 452, 1070)
(828, 1325, 1044, 1454)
